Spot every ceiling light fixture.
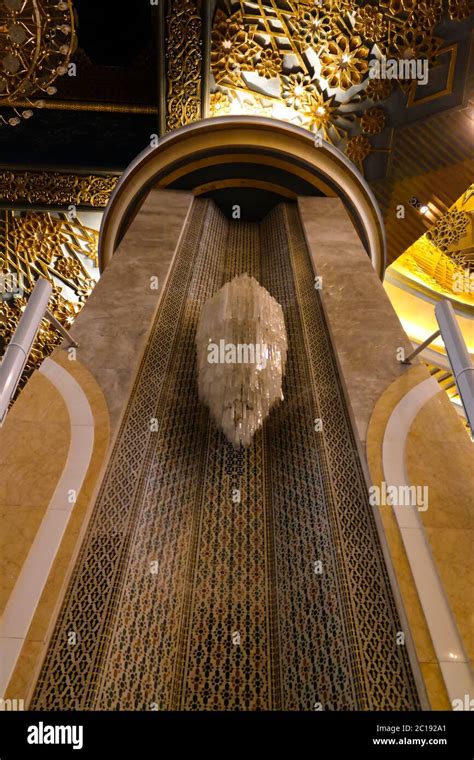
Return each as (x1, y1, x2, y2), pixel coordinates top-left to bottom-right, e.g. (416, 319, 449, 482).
(0, 0, 77, 128)
(195, 274, 288, 448)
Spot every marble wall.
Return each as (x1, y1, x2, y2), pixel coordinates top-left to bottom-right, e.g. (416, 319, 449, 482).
(69, 188, 193, 433)
(298, 197, 472, 709)
(298, 196, 414, 454)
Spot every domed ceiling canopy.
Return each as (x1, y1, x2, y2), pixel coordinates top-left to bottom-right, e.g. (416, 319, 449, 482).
(99, 116, 387, 277)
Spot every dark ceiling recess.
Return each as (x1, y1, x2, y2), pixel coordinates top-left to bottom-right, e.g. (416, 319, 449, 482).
(73, 0, 154, 66)
(0, 111, 157, 171)
(0, 1, 159, 172)
(204, 188, 296, 223)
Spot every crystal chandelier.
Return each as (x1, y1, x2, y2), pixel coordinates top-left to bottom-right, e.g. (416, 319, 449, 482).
(196, 274, 287, 448)
(0, 0, 77, 127)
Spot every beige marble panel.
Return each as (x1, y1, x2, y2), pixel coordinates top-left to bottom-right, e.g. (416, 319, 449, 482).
(3, 357, 110, 705)
(406, 395, 474, 665)
(367, 366, 473, 709)
(66, 188, 193, 434)
(298, 196, 415, 450)
(420, 663, 451, 711)
(0, 374, 69, 616)
(3, 640, 43, 704)
(3, 188, 190, 703)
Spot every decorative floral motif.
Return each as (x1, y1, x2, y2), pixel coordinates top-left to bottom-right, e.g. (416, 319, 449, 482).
(365, 78, 393, 102)
(0, 170, 117, 209)
(413, 1, 443, 31)
(381, 0, 417, 13)
(320, 35, 369, 90)
(211, 9, 258, 83)
(210, 90, 232, 115)
(256, 49, 283, 80)
(354, 5, 388, 41)
(165, 0, 203, 130)
(281, 72, 316, 110)
(345, 134, 372, 164)
(389, 27, 440, 66)
(13, 215, 64, 265)
(426, 210, 470, 251)
(451, 248, 474, 275)
(447, 0, 473, 21)
(295, 7, 336, 48)
(51, 288, 81, 325)
(300, 90, 339, 139)
(54, 257, 84, 281)
(209, 0, 468, 175)
(360, 107, 386, 135)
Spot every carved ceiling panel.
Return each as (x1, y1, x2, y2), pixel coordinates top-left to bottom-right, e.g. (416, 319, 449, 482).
(0, 209, 99, 391)
(209, 0, 473, 177)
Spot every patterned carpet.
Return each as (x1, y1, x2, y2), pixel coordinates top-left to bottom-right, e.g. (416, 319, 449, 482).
(31, 200, 420, 710)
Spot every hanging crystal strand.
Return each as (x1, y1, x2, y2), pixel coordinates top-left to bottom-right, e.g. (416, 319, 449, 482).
(196, 274, 287, 448)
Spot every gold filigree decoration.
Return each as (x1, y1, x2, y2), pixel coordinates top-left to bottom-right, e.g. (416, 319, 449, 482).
(365, 77, 393, 101)
(281, 72, 316, 109)
(354, 5, 388, 42)
(210, 0, 465, 174)
(320, 34, 369, 90)
(295, 5, 338, 47)
(256, 48, 283, 79)
(0, 170, 118, 208)
(209, 90, 232, 115)
(345, 134, 372, 167)
(447, 0, 474, 21)
(300, 91, 345, 141)
(393, 187, 474, 305)
(360, 107, 386, 134)
(426, 209, 470, 252)
(401, 236, 469, 297)
(388, 28, 441, 74)
(0, 0, 77, 128)
(414, 1, 444, 31)
(165, 0, 202, 131)
(0, 210, 99, 393)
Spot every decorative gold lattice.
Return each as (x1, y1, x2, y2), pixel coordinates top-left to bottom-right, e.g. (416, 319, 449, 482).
(0, 0, 77, 127)
(31, 201, 420, 711)
(393, 186, 474, 304)
(0, 170, 119, 208)
(0, 210, 99, 391)
(209, 0, 461, 172)
(165, 0, 203, 131)
(425, 209, 471, 253)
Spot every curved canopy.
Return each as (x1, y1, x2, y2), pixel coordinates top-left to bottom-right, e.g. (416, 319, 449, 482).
(99, 116, 386, 278)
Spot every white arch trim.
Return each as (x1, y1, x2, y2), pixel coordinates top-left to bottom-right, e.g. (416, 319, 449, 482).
(0, 358, 94, 698)
(99, 116, 386, 277)
(382, 377, 473, 707)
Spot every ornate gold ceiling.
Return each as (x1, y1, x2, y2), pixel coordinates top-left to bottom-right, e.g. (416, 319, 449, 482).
(0, 169, 119, 207)
(0, 0, 472, 401)
(0, 209, 99, 391)
(390, 183, 474, 305)
(209, 0, 472, 174)
(0, 0, 77, 127)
